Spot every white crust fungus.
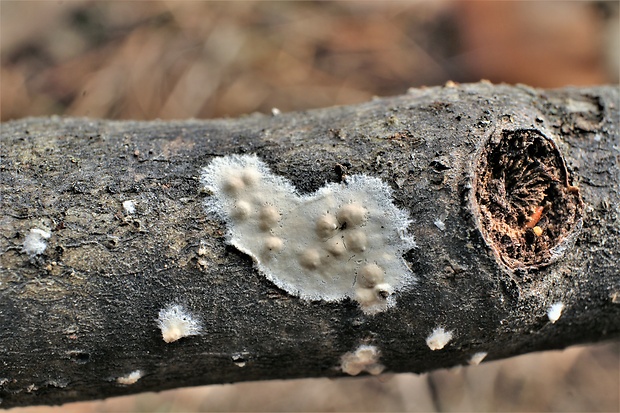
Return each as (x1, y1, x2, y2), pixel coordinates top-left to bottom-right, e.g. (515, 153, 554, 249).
(547, 302, 564, 323)
(22, 228, 51, 257)
(426, 327, 453, 350)
(468, 352, 488, 365)
(340, 345, 385, 376)
(157, 304, 202, 343)
(201, 154, 415, 315)
(116, 370, 142, 385)
(122, 200, 136, 214)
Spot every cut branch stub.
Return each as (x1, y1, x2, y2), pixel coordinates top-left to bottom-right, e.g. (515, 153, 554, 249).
(474, 129, 583, 270)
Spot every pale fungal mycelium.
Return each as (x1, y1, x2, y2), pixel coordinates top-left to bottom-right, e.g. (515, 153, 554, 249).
(122, 200, 136, 214)
(340, 344, 385, 376)
(201, 154, 415, 315)
(22, 228, 51, 257)
(426, 327, 453, 350)
(157, 304, 202, 343)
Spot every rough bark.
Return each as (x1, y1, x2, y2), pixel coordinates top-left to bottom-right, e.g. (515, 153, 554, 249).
(1, 82, 618, 408)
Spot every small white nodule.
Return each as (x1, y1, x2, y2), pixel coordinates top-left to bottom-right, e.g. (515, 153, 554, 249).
(433, 219, 446, 231)
(116, 370, 142, 385)
(340, 345, 385, 376)
(23, 228, 51, 257)
(157, 304, 202, 343)
(122, 200, 136, 214)
(426, 327, 453, 350)
(547, 302, 564, 323)
(468, 352, 488, 366)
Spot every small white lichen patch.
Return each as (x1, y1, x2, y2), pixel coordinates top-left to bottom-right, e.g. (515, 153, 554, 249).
(157, 304, 202, 343)
(22, 228, 51, 257)
(547, 302, 564, 323)
(122, 200, 136, 214)
(201, 154, 415, 314)
(468, 352, 488, 365)
(426, 327, 453, 350)
(340, 345, 385, 376)
(116, 370, 142, 385)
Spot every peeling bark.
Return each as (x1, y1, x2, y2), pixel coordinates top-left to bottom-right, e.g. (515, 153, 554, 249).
(1, 82, 619, 407)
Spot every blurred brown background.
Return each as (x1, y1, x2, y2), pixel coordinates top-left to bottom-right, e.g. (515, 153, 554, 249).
(2, 1, 619, 412)
(1, 1, 618, 122)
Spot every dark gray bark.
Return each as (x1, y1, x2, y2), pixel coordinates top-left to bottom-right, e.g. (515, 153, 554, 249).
(1, 82, 618, 408)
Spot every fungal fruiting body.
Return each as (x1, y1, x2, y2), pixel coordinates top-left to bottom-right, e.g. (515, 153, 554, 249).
(116, 370, 142, 385)
(22, 228, 51, 256)
(123, 200, 136, 214)
(469, 352, 488, 365)
(426, 327, 453, 350)
(201, 154, 415, 314)
(547, 302, 564, 323)
(340, 345, 385, 376)
(157, 304, 202, 343)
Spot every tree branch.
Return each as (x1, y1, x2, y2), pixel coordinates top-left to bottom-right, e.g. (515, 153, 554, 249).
(1, 82, 618, 407)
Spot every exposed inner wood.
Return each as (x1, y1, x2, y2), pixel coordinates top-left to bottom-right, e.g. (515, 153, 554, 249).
(475, 129, 583, 268)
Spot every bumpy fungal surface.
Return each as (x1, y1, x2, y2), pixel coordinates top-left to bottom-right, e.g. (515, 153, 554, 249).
(202, 154, 415, 314)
